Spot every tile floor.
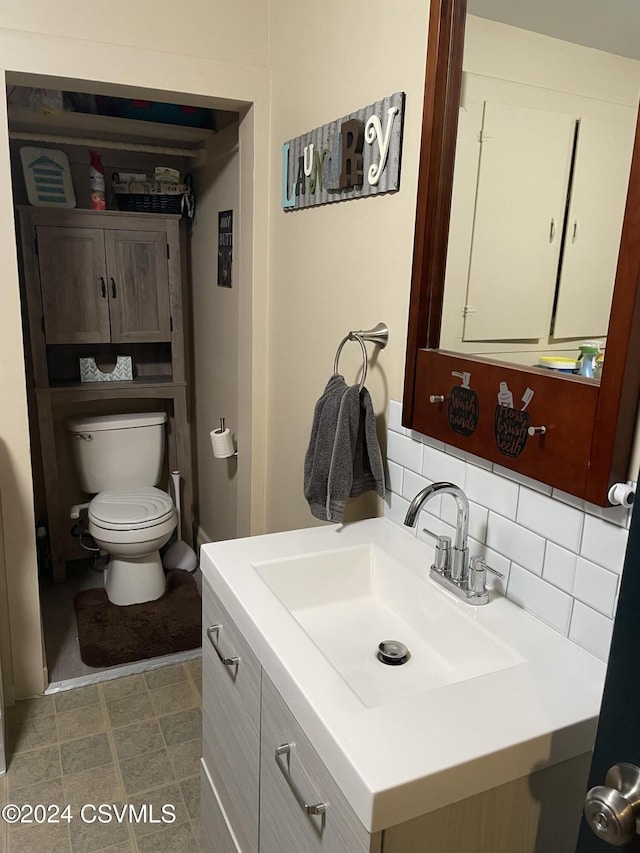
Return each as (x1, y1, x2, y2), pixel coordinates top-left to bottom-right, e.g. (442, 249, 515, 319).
(0, 658, 203, 852)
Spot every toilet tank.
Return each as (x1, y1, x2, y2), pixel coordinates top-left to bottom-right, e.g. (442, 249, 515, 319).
(67, 412, 167, 493)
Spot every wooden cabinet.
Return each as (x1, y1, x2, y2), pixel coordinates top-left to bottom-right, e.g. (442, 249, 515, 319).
(260, 675, 378, 853)
(201, 761, 240, 853)
(37, 222, 171, 344)
(202, 579, 261, 853)
(201, 579, 380, 853)
(18, 207, 193, 582)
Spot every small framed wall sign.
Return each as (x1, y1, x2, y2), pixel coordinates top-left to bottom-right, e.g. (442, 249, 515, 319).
(218, 210, 233, 287)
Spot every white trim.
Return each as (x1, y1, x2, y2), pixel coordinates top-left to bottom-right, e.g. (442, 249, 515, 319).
(45, 647, 201, 694)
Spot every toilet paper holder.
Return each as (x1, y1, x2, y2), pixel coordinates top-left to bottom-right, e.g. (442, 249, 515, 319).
(211, 418, 238, 459)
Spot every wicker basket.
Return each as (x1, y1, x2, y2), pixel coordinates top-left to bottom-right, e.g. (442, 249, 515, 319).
(113, 177, 192, 215)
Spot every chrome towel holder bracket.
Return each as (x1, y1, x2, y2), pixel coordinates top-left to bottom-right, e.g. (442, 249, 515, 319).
(333, 322, 389, 391)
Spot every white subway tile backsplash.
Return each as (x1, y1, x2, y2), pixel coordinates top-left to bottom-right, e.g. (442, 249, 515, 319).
(465, 465, 518, 520)
(569, 601, 614, 662)
(387, 430, 423, 474)
(386, 460, 404, 496)
(493, 464, 553, 496)
(441, 498, 488, 544)
(402, 470, 441, 517)
(573, 557, 619, 618)
(383, 402, 627, 661)
(517, 488, 583, 552)
(584, 502, 630, 529)
(581, 515, 629, 574)
(415, 432, 446, 452)
(507, 563, 573, 634)
(551, 488, 585, 511)
(422, 444, 467, 486)
(388, 400, 406, 435)
(485, 512, 546, 575)
(445, 445, 493, 471)
(383, 490, 413, 532)
(543, 543, 577, 594)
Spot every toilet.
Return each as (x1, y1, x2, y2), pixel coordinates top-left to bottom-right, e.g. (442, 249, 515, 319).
(67, 412, 176, 606)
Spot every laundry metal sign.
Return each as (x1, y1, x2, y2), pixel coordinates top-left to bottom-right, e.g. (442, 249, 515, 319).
(281, 92, 405, 210)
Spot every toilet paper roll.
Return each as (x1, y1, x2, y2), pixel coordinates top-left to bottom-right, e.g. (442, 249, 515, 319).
(210, 427, 235, 458)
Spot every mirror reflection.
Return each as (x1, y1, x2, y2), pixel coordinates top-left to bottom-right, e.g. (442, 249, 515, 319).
(439, 0, 640, 375)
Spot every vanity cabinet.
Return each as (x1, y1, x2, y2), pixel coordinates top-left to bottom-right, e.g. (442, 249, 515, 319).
(260, 676, 378, 853)
(202, 573, 592, 853)
(202, 581, 261, 853)
(202, 578, 381, 853)
(36, 222, 171, 345)
(18, 206, 193, 582)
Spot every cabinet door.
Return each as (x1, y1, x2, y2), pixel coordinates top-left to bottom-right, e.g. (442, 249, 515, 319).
(260, 674, 378, 853)
(37, 226, 110, 344)
(553, 112, 637, 339)
(202, 580, 261, 853)
(462, 101, 575, 342)
(104, 229, 171, 343)
(201, 760, 241, 853)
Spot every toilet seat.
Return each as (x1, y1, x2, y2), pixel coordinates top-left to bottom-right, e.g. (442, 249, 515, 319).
(89, 486, 174, 531)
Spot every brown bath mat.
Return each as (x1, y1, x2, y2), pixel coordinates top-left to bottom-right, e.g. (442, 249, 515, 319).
(74, 569, 201, 668)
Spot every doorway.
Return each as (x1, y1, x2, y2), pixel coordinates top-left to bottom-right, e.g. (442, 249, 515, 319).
(3, 73, 254, 693)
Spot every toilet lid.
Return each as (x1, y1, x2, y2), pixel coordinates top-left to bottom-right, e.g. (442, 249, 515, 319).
(89, 487, 175, 531)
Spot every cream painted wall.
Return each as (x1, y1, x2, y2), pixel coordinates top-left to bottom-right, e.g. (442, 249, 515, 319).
(265, 0, 430, 533)
(1, 0, 268, 68)
(0, 1, 270, 697)
(191, 124, 240, 542)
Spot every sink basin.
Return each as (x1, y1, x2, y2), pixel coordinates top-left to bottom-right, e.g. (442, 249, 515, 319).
(254, 543, 522, 707)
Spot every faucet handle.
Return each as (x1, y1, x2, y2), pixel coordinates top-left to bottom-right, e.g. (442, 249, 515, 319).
(468, 555, 505, 595)
(422, 530, 452, 574)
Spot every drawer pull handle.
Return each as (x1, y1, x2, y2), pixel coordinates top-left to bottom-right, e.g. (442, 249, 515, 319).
(275, 743, 328, 816)
(206, 625, 240, 667)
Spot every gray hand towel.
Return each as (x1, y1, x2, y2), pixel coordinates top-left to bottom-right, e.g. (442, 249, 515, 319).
(304, 374, 385, 523)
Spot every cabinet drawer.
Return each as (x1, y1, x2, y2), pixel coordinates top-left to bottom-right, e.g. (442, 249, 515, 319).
(201, 759, 240, 853)
(260, 674, 380, 853)
(202, 580, 261, 853)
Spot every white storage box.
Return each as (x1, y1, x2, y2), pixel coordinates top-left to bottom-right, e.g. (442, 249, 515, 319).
(79, 356, 133, 383)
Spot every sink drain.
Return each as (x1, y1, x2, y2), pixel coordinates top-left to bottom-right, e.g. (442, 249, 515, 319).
(377, 640, 410, 666)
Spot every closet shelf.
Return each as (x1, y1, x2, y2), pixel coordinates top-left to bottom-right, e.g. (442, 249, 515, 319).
(8, 106, 215, 154)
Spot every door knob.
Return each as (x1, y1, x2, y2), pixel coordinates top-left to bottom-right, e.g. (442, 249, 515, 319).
(584, 763, 640, 846)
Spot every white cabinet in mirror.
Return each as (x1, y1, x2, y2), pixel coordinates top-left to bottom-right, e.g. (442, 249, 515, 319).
(439, 14, 639, 367)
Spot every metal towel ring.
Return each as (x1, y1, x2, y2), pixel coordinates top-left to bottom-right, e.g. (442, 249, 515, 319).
(334, 333, 368, 392)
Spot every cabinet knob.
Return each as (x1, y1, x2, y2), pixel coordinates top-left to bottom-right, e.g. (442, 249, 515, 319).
(110, 277, 117, 299)
(99, 276, 106, 298)
(527, 426, 546, 436)
(429, 394, 446, 403)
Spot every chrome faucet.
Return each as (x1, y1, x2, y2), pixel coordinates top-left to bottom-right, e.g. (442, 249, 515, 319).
(404, 481, 502, 605)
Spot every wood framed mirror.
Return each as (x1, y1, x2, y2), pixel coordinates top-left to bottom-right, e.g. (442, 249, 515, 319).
(403, 0, 640, 505)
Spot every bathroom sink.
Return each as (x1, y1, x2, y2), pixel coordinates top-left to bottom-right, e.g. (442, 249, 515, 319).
(253, 544, 522, 707)
(201, 517, 606, 832)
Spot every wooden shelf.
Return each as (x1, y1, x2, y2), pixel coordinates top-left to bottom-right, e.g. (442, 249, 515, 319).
(41, 377, 183, 391)
(36, 379, 186, 404)
(8, 105, 215, 150)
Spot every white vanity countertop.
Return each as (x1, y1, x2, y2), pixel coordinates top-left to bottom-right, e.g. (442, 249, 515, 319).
(200, 517, 606, 834)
